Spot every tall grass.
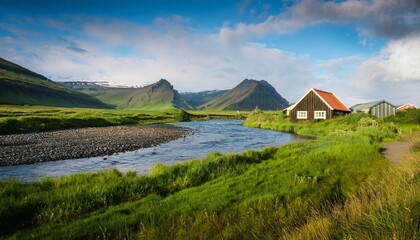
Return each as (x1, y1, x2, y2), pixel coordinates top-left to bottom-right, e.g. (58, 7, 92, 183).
(280, 131, 420, 240)
(0, 149, 276, 236)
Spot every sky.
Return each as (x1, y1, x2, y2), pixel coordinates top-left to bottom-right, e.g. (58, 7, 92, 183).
(1, 0, 419, 106)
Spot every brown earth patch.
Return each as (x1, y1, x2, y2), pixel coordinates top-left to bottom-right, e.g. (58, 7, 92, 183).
(382, 131, 420, 163)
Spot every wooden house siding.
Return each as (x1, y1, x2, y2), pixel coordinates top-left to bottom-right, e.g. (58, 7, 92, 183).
(291, 91, 332, 121)
(370, 102, 395, 118)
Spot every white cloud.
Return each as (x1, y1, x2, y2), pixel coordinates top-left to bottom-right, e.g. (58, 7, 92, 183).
(315, 34, 420, 106)
(356, 34, 420, 84)
(218, 0, 420, 44)
(1, 17, 315, 102)
(3, 3, 419, 106)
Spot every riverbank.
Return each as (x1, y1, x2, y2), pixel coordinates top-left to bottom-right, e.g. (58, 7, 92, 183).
(0, 105, 191, 135)
(0, 124, 189, 166)
(1, 112, 418, 239)
(0, 105, 247, 135)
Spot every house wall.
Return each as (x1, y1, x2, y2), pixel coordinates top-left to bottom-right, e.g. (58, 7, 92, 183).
(291, 91, 332, 121)
(370, 102, 396, 118)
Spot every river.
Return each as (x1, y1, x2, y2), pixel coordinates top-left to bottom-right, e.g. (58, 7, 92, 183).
(0, 120, 301, 182)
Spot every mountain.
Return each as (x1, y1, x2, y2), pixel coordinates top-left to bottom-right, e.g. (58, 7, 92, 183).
(0, 57, 111, 108)
(2, 58, 289, 111)
(60, 81, 106, 96)
(180, 90, 229, 109)
(203, 79, 289, 111)
(68, 79, 192, 110)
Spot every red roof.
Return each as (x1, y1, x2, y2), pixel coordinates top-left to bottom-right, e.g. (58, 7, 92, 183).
(313, 89, 350, 112)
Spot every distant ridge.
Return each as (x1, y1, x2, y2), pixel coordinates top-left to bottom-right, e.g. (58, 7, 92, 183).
(65, 78, 289, 111)
(180, 90, 229, 109)
(203, 79, 289, 110)
(66, 79, 192, 110)
(0, 57, 111, 108)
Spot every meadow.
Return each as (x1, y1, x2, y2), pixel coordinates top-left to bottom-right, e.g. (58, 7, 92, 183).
(1, 110, 418, 239)
(0, 105, 249, 134)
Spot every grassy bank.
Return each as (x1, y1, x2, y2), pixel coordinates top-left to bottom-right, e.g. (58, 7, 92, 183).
(0, 105, 248, 135)
(0, 105, 189, 134)
(243, 110, 419, 239)
(187, 109, 249, 120)
(1, 112, 418, 239)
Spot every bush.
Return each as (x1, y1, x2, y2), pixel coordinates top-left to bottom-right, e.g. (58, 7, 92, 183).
(385, 108, 420, 124)
(177, 110, 191, 122)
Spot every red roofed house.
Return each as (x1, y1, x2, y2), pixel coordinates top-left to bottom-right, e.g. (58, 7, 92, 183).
(396, 103, 417, 112)
(290, 88, 351, 122)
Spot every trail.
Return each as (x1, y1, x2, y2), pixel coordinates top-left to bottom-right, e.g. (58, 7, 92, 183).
(382, 131, 419, 163)
(383, 141, 412, 163)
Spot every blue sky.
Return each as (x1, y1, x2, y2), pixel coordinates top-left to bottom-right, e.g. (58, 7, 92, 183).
(1, 0, 419, 105)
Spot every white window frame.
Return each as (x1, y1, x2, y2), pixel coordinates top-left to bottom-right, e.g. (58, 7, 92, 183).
(314, 111, 326, 119)
(297, 111, 307, 119)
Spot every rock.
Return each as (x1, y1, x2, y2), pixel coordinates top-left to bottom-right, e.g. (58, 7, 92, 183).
(0, 124, 190, 166)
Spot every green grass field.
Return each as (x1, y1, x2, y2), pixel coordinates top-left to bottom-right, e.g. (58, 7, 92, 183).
(1, 111, 418, 239)
(0, 105, 187, 134)
(0, 105, 249, 134)
(0, 58, 110, 109)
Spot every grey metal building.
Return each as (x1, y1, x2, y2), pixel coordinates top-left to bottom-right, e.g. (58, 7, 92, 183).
(350, 100, 396, 118)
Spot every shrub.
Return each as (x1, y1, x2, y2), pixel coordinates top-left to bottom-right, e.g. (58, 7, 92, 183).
(177, 110, 191, 122)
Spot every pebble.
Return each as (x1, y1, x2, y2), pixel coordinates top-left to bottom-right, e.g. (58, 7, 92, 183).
(0, 124, 189, 166)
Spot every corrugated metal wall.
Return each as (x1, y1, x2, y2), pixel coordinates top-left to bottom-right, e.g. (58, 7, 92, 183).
(371, 102, 396, 118)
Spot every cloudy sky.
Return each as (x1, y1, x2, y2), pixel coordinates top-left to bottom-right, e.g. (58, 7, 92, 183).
(1, 0, 419, 105)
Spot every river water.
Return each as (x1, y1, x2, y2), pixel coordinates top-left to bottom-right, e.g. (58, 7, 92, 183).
(0, 120, 300, 182)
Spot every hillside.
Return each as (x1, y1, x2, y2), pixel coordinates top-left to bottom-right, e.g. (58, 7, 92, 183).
(180, 90, 228, 109)
(203, 79, 289, 110)
(0, 57, 111, 108)
(73, 79, 192, 110)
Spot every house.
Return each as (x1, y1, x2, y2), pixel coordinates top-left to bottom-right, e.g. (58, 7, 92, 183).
(396, 103, 417, 112)
(290, 88, 350, 121)
(350, 101, 396, 118)
(282, 103, 296, 117)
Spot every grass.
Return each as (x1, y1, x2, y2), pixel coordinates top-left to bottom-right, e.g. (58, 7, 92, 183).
(0, 60, 110, 109)
(187, 109, 249, 120)
(385, 108, 420, 133)
(0, 105, 249, 134)
(280, 131, 420, 239)
(2, 112, 418, 239)
(0, 105, 187, 134)
(244, 110, 404, 139)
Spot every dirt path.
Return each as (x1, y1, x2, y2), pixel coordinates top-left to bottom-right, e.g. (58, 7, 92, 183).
(382, 131, 419, 163)
(383, 141, 412, 163)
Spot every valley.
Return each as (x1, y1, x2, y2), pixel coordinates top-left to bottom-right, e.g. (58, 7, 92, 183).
(2, 1, 419, 239)
(0, 60, 419, 240)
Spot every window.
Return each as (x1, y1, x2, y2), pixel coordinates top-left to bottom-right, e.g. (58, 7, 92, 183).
(314, 111, 326, 119)
(297, 111, 307, 119)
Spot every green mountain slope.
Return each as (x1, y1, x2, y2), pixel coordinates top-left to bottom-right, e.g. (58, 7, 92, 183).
(75, 79, 192, 110)
(180, 90, 229, 109)
(0, 57, 111, 108)
(203, 79, 289, 110)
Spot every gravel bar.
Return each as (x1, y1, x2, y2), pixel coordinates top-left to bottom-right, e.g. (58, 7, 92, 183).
(0, 124, 190, 166)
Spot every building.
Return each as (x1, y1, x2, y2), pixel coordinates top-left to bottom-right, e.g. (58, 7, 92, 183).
(283, 103, 296, 117)
(290, 88, 350, 121)
(396, 103, 417, 112)
(350, 101, 396, 118)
